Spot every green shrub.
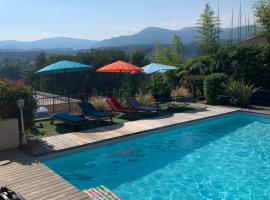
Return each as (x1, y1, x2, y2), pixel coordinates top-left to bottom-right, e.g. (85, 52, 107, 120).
(204, 73, 228, 105)
(136, 93, 155, 106)
(0, 78, 37, 130)
(182, 75, 205, 101)
(89, 96, 110, 112)
(220, 79, 258, 107)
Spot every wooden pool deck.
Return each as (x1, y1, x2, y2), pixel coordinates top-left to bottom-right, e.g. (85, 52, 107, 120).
(23, 105, 239, 156)
(0, 149, 90, 200)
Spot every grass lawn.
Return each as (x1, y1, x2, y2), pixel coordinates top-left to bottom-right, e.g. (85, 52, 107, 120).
(27, 104, 195, 140)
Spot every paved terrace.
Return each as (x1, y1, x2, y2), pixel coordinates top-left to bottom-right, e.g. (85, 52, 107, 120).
(23, 105, 239, 156)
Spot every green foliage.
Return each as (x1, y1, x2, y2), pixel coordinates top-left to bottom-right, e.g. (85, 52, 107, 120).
(214, 44, 270, 89)
(25, 52, 48, 91)
(197, 3, 220, 55)
(183, 55, 215, 75)
(221, 79, 258, 107)
(182, 75, 205, 100)
(255, 0, 270, 40)
(0, 78, 37, 130)
(136, 94, 155, 106)
(120, 50, 148, 97)
(151, 36, 184, 93)
(130, 50, 150, 67)
(153, 35, 184, 66)
(89, 96, 109, 111)
(204, 73, 228, 105)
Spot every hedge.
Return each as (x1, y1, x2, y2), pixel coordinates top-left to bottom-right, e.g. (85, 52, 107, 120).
(204, 73, 228, 105)
(0, 78, 37, 130)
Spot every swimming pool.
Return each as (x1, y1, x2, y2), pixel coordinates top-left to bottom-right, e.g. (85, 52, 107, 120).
(44, 112, 270, 199)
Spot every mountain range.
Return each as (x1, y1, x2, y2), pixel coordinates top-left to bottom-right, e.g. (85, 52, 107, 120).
(0, 26, 255, 50)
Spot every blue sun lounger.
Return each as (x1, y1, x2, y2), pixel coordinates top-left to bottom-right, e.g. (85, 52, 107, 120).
(50, 112, 88, 130)
(78, 101, 113, 123)
(126, 97, 157, 113)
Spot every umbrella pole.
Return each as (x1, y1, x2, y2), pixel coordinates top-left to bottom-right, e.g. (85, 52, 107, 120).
(64, 70, 71, 112)
(153, 74, 158, 109)
(153, 73, 156, 86)
(113, 88, 116, 99)
(68, 96, 71, 112)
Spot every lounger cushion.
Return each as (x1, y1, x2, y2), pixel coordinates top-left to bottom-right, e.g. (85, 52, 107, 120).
(127, 97, 157, 112)
(53, 112, 87, 123)
(106, 98, 137, 113)
(78, 102, 111, 118)
(135, 105, 156, 111)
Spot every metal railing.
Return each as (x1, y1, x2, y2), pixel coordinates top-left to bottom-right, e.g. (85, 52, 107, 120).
(35, 91, 85, 114)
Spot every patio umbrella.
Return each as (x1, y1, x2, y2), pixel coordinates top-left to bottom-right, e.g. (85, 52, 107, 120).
(143, 63, 178, 75)
(142, 63, 178, 85)
(36, 60, 93, 111)
(143, 63, 178, 107)
(97, 60, 143, 97)
(97, 60, 143, 73)
(35, 60, 91, 74)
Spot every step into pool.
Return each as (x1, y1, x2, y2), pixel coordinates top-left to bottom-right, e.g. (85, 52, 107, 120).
(44, 112, 270, 199)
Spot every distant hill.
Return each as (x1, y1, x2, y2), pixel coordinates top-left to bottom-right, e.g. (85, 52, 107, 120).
(0, 26, 258, 50)
(0, 37, 97, 50)
(93, 26, 257, 48)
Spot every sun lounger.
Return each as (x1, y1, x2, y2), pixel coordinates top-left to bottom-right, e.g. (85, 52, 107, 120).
(176, 96, 192, 106)
(126, 97, 157, 113)
(106, 98, 137, 114)
(78, 101, 113, 123)
(153, 92, 191, 107)
(153, 92, 176, 108)
(153, 92, 175, 104)
(50, 112, 88, 130)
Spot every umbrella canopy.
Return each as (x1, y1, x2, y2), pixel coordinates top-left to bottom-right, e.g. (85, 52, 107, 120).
(142, 63, 178, 74)
(97, 60, 143, 73)
(35, 60, 92, 75)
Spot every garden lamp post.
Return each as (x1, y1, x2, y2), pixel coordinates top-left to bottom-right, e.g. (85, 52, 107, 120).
(17, 98, 27, 145)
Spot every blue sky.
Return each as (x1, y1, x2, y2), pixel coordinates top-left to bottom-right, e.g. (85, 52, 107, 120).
(0, 0, 256, 41)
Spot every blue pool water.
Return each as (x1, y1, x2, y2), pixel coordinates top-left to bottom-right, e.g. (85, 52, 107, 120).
(44, 112, 270, 199)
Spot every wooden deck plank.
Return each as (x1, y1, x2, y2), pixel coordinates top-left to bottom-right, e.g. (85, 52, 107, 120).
(0, 150, 89, 200)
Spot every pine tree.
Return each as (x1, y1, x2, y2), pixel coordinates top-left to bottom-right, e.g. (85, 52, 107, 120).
(197, 3, 220, 55)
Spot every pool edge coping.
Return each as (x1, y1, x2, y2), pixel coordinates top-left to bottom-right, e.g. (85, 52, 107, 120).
(38, 109, 247, 161)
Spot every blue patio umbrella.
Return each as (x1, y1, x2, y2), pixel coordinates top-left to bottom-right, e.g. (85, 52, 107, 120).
(35, 60, 93, 111)
(142, 63, 178, 85)
(143, 63, 178, 107)
(142, 63, 178, 75)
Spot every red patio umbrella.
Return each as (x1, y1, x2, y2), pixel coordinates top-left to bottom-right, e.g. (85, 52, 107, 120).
(97, 60, 143, 98)
(96, 60, 143, 73)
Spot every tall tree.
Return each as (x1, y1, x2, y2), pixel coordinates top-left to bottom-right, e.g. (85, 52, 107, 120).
(197, 3, 220, 55)
(153, 36, 184, 66)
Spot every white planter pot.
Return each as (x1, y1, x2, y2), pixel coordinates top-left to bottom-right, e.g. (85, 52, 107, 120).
(0, 118, 20, 151)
